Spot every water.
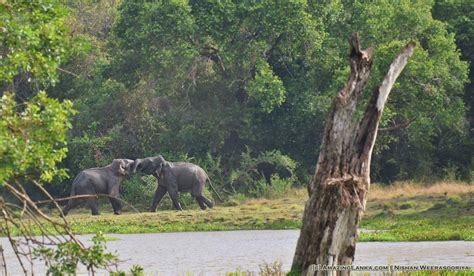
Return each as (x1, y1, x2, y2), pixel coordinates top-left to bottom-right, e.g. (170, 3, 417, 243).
(1, 230, 473, 275)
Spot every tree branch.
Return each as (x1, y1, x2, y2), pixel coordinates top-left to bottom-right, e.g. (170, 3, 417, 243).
(336, 33, 374, 107)
(57, 67, 80, 78)
(34, 192, 141, 214)
(376, 42, 416, 111)
(354, 41, 416, 160)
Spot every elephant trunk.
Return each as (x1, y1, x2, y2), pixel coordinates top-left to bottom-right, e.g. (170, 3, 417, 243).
(132, 159, 141, 173)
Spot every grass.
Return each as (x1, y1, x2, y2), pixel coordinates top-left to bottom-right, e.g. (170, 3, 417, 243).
(8, 181, 474, 241)
(52, 192, 306, 235)
(229, 261, 474, 276)
(369, 181, 474, 200)
(360, 181, 474, 241)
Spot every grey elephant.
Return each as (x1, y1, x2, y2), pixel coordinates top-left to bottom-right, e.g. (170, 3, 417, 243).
(62, 159, 135, 216)
(132, 155, 222, 211)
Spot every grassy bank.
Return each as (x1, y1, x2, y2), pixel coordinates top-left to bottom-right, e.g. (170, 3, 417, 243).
(361, 182, 474, 241)
(16, 182, 474, 241)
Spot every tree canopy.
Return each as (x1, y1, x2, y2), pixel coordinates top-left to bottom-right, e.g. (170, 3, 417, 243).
(3, 0, 469, 200)
(0, 0, 77, 184)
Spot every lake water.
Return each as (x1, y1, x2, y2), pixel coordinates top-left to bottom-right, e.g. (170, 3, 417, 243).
(1, 230, 473, 275)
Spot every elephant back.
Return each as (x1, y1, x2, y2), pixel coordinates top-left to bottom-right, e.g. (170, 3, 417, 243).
(171, 162, 207, 182)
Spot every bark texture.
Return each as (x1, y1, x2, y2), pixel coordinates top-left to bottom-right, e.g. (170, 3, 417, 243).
(292, 33, 415, 275)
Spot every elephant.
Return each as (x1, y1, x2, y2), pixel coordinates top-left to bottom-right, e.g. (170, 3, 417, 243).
(62, 159, 135, 216)
(132, 155, 222, 211)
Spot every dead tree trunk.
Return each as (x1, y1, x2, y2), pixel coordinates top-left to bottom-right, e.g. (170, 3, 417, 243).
(291, 33, 415, 275)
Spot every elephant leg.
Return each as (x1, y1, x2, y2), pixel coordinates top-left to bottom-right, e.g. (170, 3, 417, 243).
(108, 197, 122, 215)
(62, 201, 72, 216)
(168, 188, 182, 211)
(62, 205, 70, 216)
(108, 185, 122, 215)
(195, 196, 207, 210)
(87, 199, 100, 215)
(62, 199, 81, 216)
(199, 195, 214, 209)
(150, 185, 167, 212)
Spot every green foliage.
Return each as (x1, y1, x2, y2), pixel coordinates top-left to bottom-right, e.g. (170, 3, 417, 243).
(246, 175, 295, 199)
(197, 153, 226, 192)
(42, 0, 472, 203)
(34, 233, 118, 275)
(0, 1, 122, 275)
(247, 60, 286, 113)
(230, 149, 297, 197)
(432, 2, 474, 182)
(130, 265, 145, 276)
(0, 0, 80, 186)
(309, 0, 470, 182)
(120, 176, 156, 207)
(112, 0, 198, 87)
(111, 264, 145, 276)
(24, 187, 473, 242)
(0, 92, 75, 183)
(0, 0, 76, 84)
(270, 175, 295, 195)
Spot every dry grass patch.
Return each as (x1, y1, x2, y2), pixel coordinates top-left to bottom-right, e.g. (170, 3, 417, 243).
(17, 183, 470, 240)
(369, 181, 473, 201)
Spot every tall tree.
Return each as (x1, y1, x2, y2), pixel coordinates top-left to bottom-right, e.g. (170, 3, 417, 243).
(291, 34, 414, 274)
(0, 1, 119, 274)
(309, 1, 469, 182)
(432, 2, 474, 181)
(48, 1, 470, 200)
(1, 0, 75, 184)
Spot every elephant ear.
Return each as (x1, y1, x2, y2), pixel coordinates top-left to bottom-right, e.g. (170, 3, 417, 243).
(157, 155, 165, 163)
(114, 159, 127, 176)
(154, 161, 165, 178)
(124, 159, 134, 174)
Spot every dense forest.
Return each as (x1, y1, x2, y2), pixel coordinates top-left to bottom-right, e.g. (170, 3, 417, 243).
(1, 1, 473, 203)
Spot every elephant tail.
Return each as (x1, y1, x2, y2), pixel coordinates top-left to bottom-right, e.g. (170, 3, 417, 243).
(205, 174, 223, 202)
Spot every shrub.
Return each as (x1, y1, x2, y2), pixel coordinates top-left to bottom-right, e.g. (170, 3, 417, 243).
(120, 176, 156, 209)
(230, 149, 298, 197)
(196, 153, 227, 198)
(270, 175, 295, 195)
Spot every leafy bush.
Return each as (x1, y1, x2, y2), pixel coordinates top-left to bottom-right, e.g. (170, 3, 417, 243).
(0, 92, 75, 183)
(230, 149, 297, 197)
(120, 176, 156, 209)
(196, 153, 227, 198)
(179, 192, 200, 209)
(269, 175, 295, 195)
(34, 233, 118, 275)
(248, 178, 271, 198)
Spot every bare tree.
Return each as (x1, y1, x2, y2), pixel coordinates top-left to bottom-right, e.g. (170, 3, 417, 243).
(291, 33, 415, 275)
(0, 181, 121, 275)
